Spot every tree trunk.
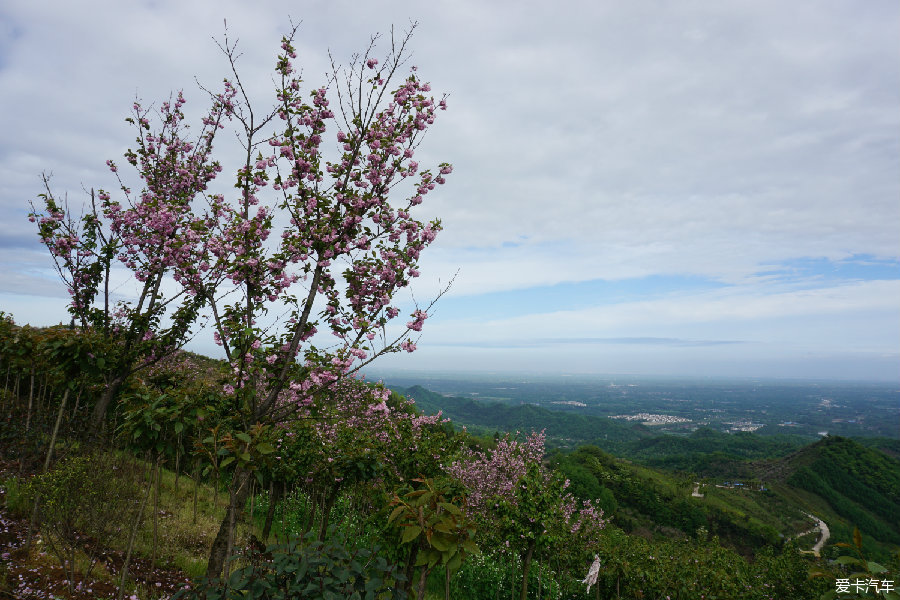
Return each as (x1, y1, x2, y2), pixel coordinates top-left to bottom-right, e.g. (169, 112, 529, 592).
(25, 367, 34, 431)
(44, 388, 69, 471)
(417, 565, 432, 600)
(404, 545, 419, 598)
(152, 457, 160, 565)
(71, 386, 82, 421)
(90, 374, 126, 434)
(25, 389, 70, 551)
(262, 481, 282, 542)
(37, 376, 45, 417)
(116, 465, 153, 600)
(248, 479, 256, 530)
(519, 539, 536, 600)
(174, 434, 181, 491)
(41, 376, 50, 416)
(193, 465, 200, 525)
(303, 488, 318, 538)
(317, 485, 340, 541)
(206, 467, 252, 578)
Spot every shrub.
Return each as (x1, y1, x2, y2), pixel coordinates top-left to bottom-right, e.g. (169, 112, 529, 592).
(175, 528, 406, 600)
(25, 452, 143, 592)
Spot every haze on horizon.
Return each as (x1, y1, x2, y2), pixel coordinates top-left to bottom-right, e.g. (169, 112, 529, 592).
(1, 1, 898, 383)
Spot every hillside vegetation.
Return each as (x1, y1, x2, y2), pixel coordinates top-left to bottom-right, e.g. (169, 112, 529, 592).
(0, 321, 896, 599)
(399, 384, 900, 565)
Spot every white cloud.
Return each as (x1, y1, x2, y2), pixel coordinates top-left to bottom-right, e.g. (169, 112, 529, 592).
(1, 0, 897, 379)
(419, 279, 900, 350)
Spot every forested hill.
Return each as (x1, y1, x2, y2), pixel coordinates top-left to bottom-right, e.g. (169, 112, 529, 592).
(768, 435, 900, 553)
(394, 384, 655, 449)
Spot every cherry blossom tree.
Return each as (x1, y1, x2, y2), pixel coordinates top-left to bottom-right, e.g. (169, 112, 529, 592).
(191, 24, 452, 577)
(448, 431, 608, 600)
(30, 87, 234, 434)
(31, 20, 451, 578)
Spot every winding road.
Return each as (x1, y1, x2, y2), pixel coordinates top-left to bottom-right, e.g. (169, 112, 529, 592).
(690, 485, 829, 556)
(791, 512, 830, 556)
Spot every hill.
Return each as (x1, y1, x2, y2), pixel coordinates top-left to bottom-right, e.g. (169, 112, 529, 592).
(756, 435, 900, 558)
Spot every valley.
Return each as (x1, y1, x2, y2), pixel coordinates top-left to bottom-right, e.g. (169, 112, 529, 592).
(377, 373, 900, 565)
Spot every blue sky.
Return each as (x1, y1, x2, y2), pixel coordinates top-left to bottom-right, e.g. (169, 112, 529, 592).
(0, 1, 898, 381)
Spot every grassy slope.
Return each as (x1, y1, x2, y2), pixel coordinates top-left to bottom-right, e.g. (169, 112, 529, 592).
(1, 454, 256, 599)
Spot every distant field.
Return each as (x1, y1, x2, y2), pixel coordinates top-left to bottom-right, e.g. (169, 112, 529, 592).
(370, 371, 900, 439)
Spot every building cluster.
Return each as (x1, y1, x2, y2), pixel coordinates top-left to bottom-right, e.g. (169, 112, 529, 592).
(725, 421, 763, 432)
(609, 413, 691, 425)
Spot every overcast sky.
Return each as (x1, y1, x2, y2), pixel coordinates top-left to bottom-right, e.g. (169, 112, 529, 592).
(1, 1, 898, 381)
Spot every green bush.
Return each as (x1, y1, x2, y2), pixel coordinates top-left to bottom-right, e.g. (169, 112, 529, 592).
(449, 551, 565, 600)
(175, 529, 406, 600)
(25, 452, 144, 592)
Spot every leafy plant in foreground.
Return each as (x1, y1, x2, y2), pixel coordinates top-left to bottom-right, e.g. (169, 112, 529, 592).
(388, 477, 478, 600)
(175, 529, 406, 600)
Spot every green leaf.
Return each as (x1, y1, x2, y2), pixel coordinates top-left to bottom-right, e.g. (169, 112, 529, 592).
(236, 432, 252, 444)
(429, 535, 450, 552)
(174, 421, 184, 434)
(388, 505, 405, 524)
(439, 502, 462, 515)
(400, 525, 422, 544)
(255, 442, 275, 455)
(447, 553, 463, 572)
(220, 456, 235, 468)
(434, 522, 453, 534)
(864, 561, 887, 574)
